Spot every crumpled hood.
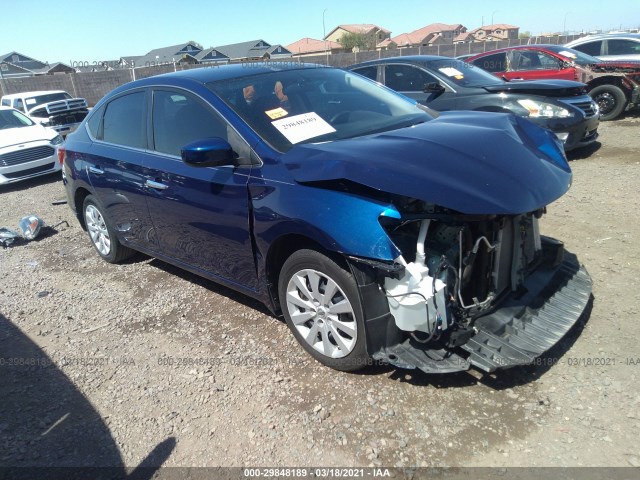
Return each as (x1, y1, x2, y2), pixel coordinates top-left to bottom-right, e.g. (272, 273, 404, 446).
(483, 79, 587, 97)
(281, 111, 571, 215)
(0, 124, 56, 148)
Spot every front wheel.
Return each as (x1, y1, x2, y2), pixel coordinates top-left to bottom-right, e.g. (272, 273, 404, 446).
(278, 249, 370, 371)
(589, 84, 627, 121)
(83, 195, 134, 263)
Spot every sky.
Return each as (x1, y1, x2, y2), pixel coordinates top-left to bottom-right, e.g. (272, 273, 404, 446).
(4, 0, 640, 64)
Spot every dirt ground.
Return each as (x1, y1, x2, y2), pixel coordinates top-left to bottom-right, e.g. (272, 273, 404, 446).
(1, 112, 639, 473)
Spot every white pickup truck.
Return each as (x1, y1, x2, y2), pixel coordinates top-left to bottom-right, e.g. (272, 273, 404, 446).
(1, 90, 88, 136)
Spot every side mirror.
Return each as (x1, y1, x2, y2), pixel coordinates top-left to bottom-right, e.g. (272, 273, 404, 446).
(181, 138, 235, 167)
(423, 82, 445, 94)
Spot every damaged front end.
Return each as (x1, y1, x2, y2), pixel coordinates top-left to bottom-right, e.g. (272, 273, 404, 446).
(282, 111, 591, 374)
(354, 201, 591, 374)
(28, 98, 89, 136)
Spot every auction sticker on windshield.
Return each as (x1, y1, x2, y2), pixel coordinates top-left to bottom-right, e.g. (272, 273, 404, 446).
(439, 67, 464, 80)
(271, 112, 336, 144)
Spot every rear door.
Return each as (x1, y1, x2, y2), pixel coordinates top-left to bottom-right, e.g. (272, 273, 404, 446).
(470, 52, 508, 77)
(504, 49, 576, 81)
(84, 89, 156, 249)
(604, 39, 640, 61)
(143, 88, 258, 290)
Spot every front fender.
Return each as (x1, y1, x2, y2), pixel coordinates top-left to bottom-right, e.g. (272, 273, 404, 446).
(251, 181, 401, 262)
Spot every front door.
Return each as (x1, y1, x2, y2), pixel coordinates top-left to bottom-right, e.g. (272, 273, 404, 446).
(143, 88, 258, 290)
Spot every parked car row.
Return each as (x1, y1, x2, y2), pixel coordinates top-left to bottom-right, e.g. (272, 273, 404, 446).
(349, 56, 599, 151)
(465, 44, 640, 121)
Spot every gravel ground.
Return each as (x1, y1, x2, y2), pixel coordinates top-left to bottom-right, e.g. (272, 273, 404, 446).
(1, 113, 639, 471)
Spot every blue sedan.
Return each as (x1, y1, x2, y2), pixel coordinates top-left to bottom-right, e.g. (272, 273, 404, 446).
(61, 63, 591, 374)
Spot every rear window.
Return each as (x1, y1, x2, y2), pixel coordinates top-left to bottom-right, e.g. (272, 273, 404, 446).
(102, 92, 146, 149)
(471, 52, 506, 73)
(572, 40, 602, 56)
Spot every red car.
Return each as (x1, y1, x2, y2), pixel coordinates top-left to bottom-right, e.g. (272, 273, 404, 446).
(467, 44, 640, 120)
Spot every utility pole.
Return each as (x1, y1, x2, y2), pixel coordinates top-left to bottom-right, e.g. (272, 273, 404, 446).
(323, 8, 329, 65)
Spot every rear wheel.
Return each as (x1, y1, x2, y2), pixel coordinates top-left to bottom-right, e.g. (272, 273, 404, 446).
(278, 249, 369, 371)
(589, 84, 626, 121)
(83, 195, 134, 263)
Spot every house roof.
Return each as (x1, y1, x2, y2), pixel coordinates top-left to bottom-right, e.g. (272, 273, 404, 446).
(120, 55, 142, 66)
(391, 23, 466, 46)
(471, 24, 519, 33)
(325, 24, 391, 39)
(376, 38, 397, 48)
(195, 48, 230, 62)
(287, 37, 342, 55)
(0, 51, 48, 71)
(454, 32, 474, 42)
(30, 62, 74, 74)
(0, 51, 44, 64)
(213, 39, 292, 60)
(134, 42, 203, 66)
(0, 61, 34, 76)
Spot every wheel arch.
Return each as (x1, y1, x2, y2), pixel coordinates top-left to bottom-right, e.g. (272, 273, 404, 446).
(264, 233, 349, 315)
(587, 76, 633, 100)
(74, 187, 92, 230)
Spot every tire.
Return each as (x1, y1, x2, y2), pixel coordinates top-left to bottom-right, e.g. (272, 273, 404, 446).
(278, 249, 370, 371)
(83, 195, 134, 263)
(589, 84, 627, 121)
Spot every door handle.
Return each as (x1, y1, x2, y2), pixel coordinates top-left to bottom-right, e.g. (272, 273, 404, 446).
(145, 179, 169, 190)
(89, 166, 104, 175)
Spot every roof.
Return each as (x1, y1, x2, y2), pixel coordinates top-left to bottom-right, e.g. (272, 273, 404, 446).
(210, 39, 292, 60)
(350, 55, 451, 68)
(1, 90, 67, 99)
(471, 24, 519, 33)
(287, 37, 342, 55)
(376, 38, 397, 48)
(213, 39, 271, 60)
(127, 63, 325, 88)
(0, 51, 43, 63)
(567, 33, 640, 42)
(391, 23, 466, 46)
(134, 42, 203, 66)
(454, 32, 474, 42)
(195, 48, 230, 62)
(325, 24, 391, 38)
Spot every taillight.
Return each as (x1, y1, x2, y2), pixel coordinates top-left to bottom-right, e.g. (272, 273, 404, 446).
(57, 146, 66, 166)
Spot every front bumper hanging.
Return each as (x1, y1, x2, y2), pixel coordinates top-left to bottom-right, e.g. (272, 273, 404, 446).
(371, 246, 592, 374)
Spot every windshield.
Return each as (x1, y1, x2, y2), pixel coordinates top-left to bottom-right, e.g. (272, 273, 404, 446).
(25, 92, 72, 110)
(0, 109, 35, 129)
(208, 67, 433, 152)
(544, 45, 601, 66)
(425, 59, 504, 87)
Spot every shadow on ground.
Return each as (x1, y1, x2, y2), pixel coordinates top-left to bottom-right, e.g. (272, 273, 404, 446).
(567, 141, 602, 161)
(0, 312, 175, 479)
(0, 172, 62, 194)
